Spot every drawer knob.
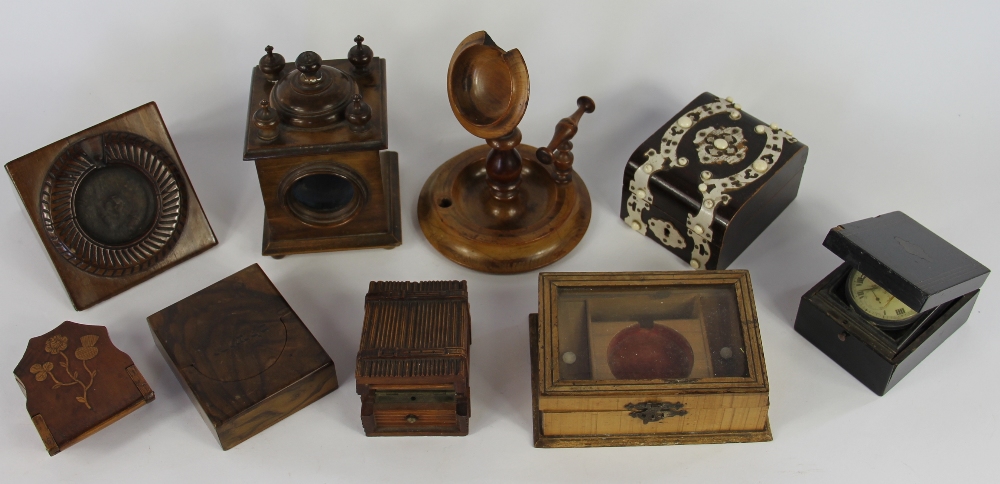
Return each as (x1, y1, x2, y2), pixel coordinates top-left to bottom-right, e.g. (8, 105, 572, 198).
(405, 414, 418, 424)
(625, 401, 687, 424)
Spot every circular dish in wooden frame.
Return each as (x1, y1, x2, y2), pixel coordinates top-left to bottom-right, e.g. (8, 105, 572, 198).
(39, 132, 186, 277)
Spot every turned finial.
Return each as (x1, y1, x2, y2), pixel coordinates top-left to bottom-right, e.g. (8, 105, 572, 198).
(348, 35, 373, 73)
(253, 99, 280, 142)
(258, 45, 286, 82)
(536, 96, 595, 184)
(295, 51, 323, 79)
(345, 94, 372, 132)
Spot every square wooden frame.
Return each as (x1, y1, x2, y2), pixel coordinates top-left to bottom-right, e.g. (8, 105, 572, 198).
(5, 103, 217, 310)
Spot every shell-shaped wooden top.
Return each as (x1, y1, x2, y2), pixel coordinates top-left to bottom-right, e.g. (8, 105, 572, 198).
(447, 31, 530, 140)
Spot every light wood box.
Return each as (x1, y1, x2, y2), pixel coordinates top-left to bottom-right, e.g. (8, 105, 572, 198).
(530, 271, 770, 448)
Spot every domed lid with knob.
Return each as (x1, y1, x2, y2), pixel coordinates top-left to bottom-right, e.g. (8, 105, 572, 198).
(269, 51, 358, 129)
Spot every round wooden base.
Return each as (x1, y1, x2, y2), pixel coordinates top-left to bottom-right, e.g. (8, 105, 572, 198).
(418, 144, 591, 273)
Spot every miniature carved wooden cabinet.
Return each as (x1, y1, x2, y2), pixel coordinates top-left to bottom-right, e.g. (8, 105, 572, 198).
(418, 31, 595, 273)
(794, 212, 989, 395)
(530, 271, 770, 447)
(244, 37, 400, 257)
(356, 281, 471, 436)
(621, 92, 807, 270)
(147, 264, 339, 449)
(5, 103, 217, 309)
(14, 321, 155, 455)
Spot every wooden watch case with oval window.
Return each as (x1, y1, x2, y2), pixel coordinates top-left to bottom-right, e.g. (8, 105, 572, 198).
(530, 271, 770, 448)
(5, 103, 217, 310)
(244, 37, 401, 257)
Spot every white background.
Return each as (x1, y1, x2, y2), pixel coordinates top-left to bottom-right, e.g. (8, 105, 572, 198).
(1, 1, 998, 482)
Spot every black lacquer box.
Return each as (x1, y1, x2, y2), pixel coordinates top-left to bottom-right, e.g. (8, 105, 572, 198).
(794, 212, 989, 395)
(621, 92, 807, 270)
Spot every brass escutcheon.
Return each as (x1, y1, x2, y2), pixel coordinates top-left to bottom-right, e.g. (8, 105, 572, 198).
(625, 401, 687, 424)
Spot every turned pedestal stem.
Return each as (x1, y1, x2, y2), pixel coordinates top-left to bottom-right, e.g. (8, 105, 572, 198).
(485, 128, 523, 201)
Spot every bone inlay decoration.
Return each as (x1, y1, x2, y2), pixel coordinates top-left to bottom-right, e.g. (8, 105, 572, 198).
(624, 98, 797, 269)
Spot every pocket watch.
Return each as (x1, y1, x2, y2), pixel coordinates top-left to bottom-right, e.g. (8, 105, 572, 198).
(845, 268, 918, 328)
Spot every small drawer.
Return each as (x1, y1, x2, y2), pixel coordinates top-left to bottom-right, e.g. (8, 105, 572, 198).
(371, 390, 460, 433)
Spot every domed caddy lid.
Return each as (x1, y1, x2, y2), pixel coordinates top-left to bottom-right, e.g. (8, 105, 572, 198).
(270, 51, 358, 129)
(242, 38, 389, 160)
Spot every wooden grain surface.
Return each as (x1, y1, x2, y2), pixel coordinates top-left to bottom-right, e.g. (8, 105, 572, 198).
(13, 321, 154, 455)
(147, 264, 338, 450)
(4, 102, 217, 309)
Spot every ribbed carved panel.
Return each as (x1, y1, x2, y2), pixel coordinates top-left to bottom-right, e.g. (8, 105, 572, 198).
(357, 358, 463, 378)
(357, 280, 470, 380)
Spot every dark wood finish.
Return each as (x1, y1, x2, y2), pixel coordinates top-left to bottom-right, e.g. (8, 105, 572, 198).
(147, 264, 338, 450)
(531, 271, 771, 448)
(418, 31, 595, 273)
(621, 92, 808, 270)
(5, 103, 217, 310)
(243, 47, 387, 160)
(794, 214, 989, 395)
(823, 211, 990, 312)
(244, 39, 400, 257)
(356, 281, 471, 436)
(14, 321, 155, 455)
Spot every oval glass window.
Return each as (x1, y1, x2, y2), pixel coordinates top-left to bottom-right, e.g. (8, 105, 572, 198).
(283, 168, 365, 226)
(289, 173, 356, 212)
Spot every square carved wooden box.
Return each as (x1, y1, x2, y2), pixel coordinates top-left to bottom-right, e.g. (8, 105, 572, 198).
(5, 102, 217, 310)
(147, 264, 339, 450)
(530, 271, 770, 448)
(356, 281, 471, 436)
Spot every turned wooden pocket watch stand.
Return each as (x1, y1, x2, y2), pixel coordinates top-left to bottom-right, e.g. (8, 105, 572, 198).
(244, 36, 401, 258)
(418, 31, 595, 273)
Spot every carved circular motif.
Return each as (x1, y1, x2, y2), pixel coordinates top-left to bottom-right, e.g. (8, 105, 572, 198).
(40, 132, 186, 277)
(187, 307, 287, 382)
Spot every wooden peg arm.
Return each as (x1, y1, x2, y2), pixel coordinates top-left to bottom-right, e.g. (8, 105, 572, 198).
(536, 96, 595, 166)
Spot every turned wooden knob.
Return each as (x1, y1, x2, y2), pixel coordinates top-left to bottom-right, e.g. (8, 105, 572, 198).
(259, 45, 285, 82)
(253, 100, 279, 142)
(295, 51, 322, 79)
(345, 94, 372, 132)
(536, 96, 595, 184)
(348, 35, 373, 73)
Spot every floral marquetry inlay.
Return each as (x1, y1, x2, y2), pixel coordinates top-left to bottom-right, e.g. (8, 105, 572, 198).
(30, 335, 100, 410)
